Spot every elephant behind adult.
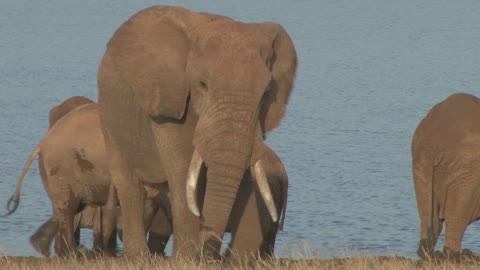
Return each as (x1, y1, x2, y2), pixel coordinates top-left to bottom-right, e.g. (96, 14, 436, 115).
(3, 98, 116, 256)
(34, 96, 118, 256)
(145, 144, 288, 261)
(412, 92, 480, 260)
(98, 5, 297, 260)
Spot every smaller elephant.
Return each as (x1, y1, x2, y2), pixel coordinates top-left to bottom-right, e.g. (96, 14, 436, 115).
(143, 144, 288, 262)
(3, 96, 170, 257)
(412, 92, 480, 260)
(3, 96, 116, 256)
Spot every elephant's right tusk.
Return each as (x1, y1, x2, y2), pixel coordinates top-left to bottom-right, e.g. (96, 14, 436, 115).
(186, 149, 203, 217)
(252, 160, 278, 222)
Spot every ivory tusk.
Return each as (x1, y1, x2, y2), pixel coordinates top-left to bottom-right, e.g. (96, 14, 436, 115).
(252, 160, 278, 222)
(186, 149, 203, 217)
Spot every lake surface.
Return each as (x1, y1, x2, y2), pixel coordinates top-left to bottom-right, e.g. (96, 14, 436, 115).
(1, 0, 480, 259)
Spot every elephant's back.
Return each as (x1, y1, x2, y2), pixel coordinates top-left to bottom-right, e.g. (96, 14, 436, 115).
(42, 103, 109, 178)
(413, 93, 480, 150)
(49, 103, 104, 148)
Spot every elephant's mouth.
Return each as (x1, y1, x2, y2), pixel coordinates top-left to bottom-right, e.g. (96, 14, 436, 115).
(185, 148, 278, 222)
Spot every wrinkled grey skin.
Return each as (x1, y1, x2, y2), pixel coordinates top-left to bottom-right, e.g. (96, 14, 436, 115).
(412, 92, 480, 261)
(98, 5, 296, 260)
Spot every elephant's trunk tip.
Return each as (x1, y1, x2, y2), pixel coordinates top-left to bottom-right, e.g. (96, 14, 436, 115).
(1, 196, 19, 217)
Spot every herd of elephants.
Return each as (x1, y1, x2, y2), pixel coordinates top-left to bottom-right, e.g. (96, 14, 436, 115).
(1, 4, 480, 264)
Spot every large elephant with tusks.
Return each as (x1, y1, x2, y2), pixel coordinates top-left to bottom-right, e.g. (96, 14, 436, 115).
(97, 5, 297, 260)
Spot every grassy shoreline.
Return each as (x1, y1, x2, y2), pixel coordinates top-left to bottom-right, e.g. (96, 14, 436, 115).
(2, 255, 480, 270)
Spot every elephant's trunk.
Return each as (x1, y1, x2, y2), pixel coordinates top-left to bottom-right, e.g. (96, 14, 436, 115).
(186, 149, 278, 223)
(201, 154, 248, 257)
(188, 92, 279, 257)
(193, 97, 257, 256)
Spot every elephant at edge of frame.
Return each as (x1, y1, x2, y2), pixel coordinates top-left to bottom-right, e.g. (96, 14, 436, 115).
(412, 92, 480, 261)
(2, 96, 118, 256)
(97, 5, 297, 261)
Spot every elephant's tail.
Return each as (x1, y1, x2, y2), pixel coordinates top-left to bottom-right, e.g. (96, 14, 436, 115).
(425, 152, 444, 255)
(278, 174, 288, 231)
(1, 145, 41, 217)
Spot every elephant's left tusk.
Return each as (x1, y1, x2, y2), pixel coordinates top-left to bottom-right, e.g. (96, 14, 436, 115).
(186, 149, 203, 217)
(252, 160, 278, 222)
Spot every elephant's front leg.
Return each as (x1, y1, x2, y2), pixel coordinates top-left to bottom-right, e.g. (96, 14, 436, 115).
(108, 147, 149, 257)
(152, 123, 200, 259)
(227, 178, 269, 264)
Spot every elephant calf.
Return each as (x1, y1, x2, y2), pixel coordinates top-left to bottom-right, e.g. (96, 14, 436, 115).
(143, 144, 289, 261)
(3, 96, 117, 256)
(3, 96, 170, 257)
(412, 92, 480, 260)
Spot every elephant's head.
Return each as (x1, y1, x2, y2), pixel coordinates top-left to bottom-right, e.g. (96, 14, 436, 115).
(49, 96, 94, 128)
(107, 6, 297, 256)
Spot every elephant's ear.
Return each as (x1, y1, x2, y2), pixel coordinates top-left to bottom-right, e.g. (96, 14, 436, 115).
(259, 22, 298, 133)
(106, 6, 201, 120)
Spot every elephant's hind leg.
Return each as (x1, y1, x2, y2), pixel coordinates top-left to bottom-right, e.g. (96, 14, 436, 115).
(413, 173, 442, 259)
(52, 193, 81, 256)
(147, 206, 172, 256)
(442, 178, 480, 261)
(30, 217, 58, 257)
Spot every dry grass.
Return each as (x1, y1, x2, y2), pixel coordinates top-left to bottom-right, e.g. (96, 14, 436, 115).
(1, 242, 479, 270)
(1, 254, 480, 270)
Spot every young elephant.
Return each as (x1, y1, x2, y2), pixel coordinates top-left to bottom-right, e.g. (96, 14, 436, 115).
(412, 92, 480, 260)
(144, 144, 288, 262)
(4, 96, 168, 256)
(3, 97, 116, 256)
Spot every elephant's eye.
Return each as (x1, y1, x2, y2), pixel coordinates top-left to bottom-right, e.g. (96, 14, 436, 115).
(199, 80, 208, 90)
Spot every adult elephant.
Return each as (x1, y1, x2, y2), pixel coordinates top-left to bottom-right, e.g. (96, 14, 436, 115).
(97, 5, 297, 259)
(412, 92, 480, 261)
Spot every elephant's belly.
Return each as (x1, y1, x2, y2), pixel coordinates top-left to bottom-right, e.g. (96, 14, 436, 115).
(135, 166, 167, 184)
(72, 175, 111, 206)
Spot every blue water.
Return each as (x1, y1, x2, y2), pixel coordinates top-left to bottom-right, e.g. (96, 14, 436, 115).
(1, 0, 480, 259)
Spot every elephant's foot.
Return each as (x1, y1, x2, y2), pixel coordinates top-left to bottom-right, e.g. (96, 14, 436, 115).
(442, 247, 460, 262)
(461, 248, 479, 261)
(30, 234, 51, 257)
(102, 248, 118, 258)
(417, 239, 434, 260)
(198, 229, 223, 262)
(54, 239, 80, 258)
(423, 247, 460, 263)
(78, 244, 89, 256)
